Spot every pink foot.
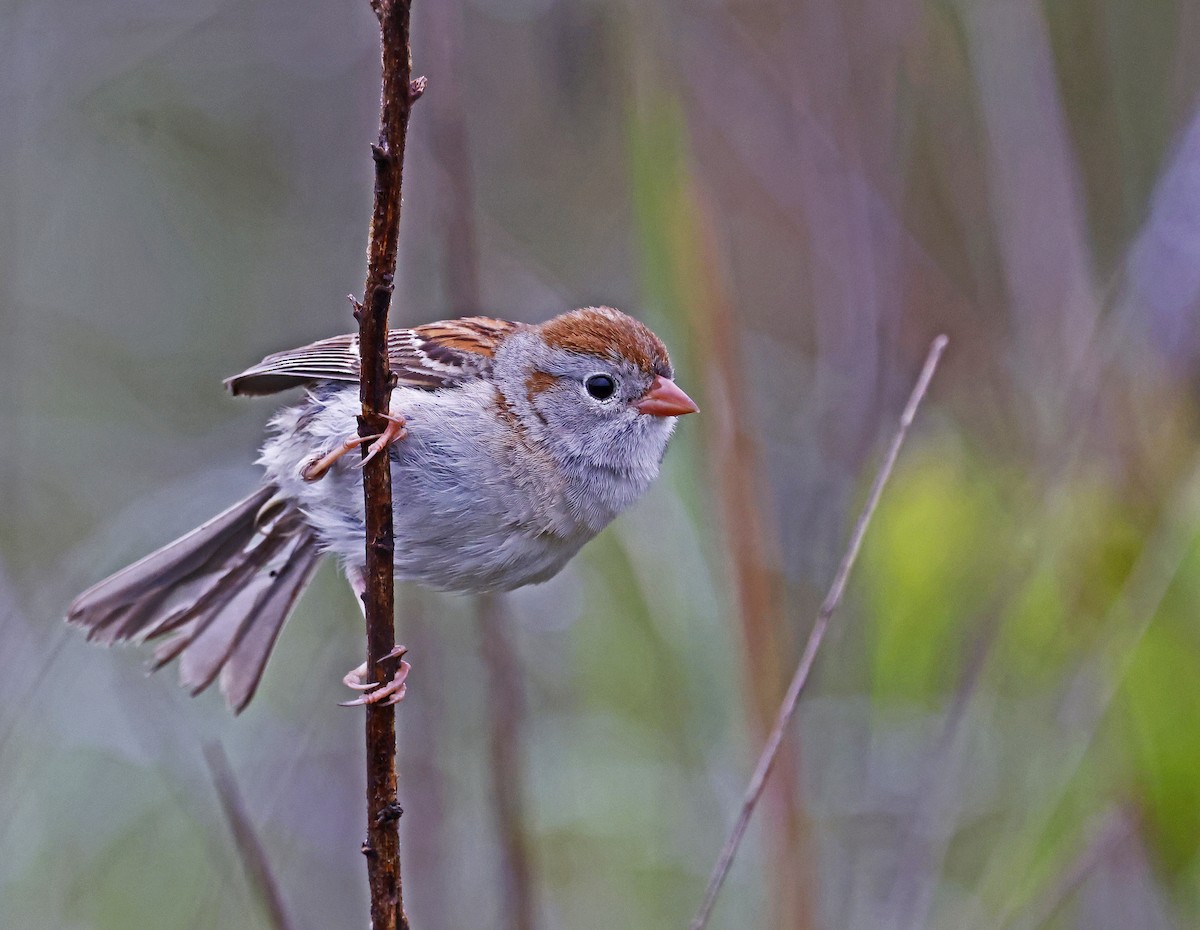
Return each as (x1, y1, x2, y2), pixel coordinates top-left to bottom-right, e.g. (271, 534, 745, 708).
(300, 414, 408, 482)
(358, 414, 408, 470)
(340, 645, 410, 707)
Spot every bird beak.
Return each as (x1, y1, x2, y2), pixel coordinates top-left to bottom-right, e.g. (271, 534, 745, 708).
(635, 376, 699, 417)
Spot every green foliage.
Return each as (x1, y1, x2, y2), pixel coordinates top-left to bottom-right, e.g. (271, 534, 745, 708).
(999, 480, 1143, 685)
(863, 442, 1007, 703)
(1123, 606, 1200, 877)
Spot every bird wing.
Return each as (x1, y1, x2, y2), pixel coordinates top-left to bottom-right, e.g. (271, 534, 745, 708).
(224, 316, 520, 396)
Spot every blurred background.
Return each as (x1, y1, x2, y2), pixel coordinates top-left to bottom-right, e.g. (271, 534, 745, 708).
(3, 0, 1200, 927)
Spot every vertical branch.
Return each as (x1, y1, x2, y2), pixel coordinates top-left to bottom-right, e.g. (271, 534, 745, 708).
(424, 0, 537, 923)
(688, 185, 813, 930)
(357, 2, 421, 928)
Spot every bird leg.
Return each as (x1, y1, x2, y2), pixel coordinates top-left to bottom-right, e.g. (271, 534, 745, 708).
(300, 413, 407, 482)
(301, 433, 377, 481)
(339, 566, 410, 707)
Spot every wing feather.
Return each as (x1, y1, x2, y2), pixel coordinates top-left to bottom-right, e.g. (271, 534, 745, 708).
(225, 317, 519, 396)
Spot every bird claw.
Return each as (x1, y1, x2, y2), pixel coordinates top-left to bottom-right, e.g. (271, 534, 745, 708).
(357, 414, 408, 470)
(300, 414, 407, 482)
(339, 646, 410, 707)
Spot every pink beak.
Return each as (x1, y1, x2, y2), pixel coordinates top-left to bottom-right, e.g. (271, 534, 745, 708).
(635, 376, 699, 417)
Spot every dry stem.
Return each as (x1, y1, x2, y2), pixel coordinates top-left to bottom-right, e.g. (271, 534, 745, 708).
(204, 743, 294, 930)
(423, 0, 537, 921)
(357, 1, 419, 927)
(689, 335, 948, 930)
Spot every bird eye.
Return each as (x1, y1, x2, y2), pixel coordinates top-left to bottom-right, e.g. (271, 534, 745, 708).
(584, 374, 616, 401)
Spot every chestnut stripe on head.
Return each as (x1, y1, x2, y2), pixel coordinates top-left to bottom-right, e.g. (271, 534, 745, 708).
(539, 307, 672, 378)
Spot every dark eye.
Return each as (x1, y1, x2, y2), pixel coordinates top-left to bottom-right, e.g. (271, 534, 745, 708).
(584, 374, 616, 400)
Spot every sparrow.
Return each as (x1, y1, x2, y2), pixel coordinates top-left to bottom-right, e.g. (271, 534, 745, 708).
(67, 306, 698, 713)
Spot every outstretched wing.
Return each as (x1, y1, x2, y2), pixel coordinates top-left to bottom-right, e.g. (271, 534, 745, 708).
(225, 316, 519, 396)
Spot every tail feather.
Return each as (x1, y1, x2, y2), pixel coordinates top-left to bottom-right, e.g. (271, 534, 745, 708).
(70, 488, 277, 634)
(170, 530, 310, 695)
(221, 535, 321, 713)
(149, 525, 294, 671)
(68, 486, 321, 713)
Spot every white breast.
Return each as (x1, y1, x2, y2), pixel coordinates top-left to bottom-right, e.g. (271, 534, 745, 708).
(259, 383, 592, 593)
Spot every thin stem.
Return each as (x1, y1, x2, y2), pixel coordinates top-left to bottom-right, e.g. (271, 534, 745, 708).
(203, 743, 294, 930)
(689, 335, 949, 930)
(357, 2, 419, 928)
(476, 594, 537, 929)
(424, 0, 538, 921)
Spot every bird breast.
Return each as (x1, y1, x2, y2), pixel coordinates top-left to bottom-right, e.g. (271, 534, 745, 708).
(258, 382, 593, 593)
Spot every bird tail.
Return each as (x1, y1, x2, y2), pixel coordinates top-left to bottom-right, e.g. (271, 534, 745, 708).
(67, 485, 322, 714)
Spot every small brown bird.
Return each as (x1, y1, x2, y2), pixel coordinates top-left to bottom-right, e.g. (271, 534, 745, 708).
(68, 307, 698, 713)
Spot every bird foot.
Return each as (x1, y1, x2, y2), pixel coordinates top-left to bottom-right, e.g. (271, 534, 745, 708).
(358, 414, 407, 470)
(340, 645, 410, 707)
(300, 414, 407, 482)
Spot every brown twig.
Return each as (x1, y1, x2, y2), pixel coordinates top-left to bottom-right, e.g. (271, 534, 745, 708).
(357, 2, 419, 928)
(423, 0, 538, 923)
(203, 743, 294, 930)
(687, 183, 813, 930)
(689, 335, 949, 930)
